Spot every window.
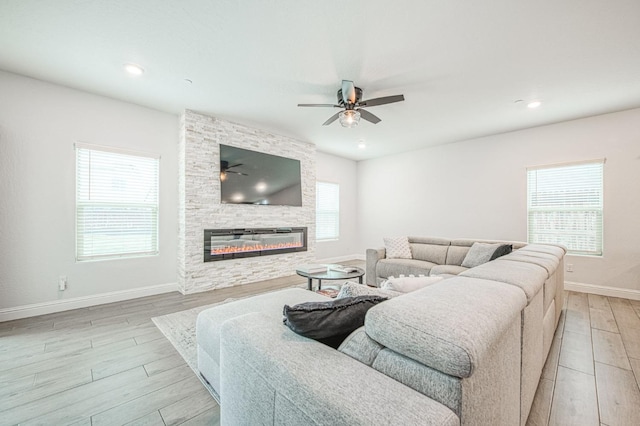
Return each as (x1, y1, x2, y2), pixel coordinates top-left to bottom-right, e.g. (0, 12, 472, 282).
(76, 143, 160, 261)
(527, 159, 604, 256)
(316, 182, 339, 240)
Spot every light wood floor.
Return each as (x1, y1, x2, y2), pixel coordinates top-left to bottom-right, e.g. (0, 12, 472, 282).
(1, 270, 639, 425)
(527, 291, 640, 426)
(0, 273, 305, 426)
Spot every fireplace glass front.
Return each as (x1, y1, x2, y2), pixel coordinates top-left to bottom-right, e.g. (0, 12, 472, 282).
(203, 227, 307, 262)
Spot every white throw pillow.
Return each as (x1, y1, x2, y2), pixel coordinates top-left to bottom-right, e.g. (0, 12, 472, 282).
(337, 282, 403, 299)
(383, 236, 412, 259)
(381, 275, 444, 293)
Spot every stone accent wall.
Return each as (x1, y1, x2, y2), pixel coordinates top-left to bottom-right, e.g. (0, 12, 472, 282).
(178, 110, 316, 294)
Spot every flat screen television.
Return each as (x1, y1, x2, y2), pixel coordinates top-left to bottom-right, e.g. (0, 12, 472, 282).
(219, 144, 303, 206)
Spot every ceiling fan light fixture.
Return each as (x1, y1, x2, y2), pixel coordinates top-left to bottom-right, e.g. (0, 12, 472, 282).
(339, 110, 360, 128)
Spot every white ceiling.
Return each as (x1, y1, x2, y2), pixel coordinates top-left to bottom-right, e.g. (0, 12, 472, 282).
(1, 0, 639, 160)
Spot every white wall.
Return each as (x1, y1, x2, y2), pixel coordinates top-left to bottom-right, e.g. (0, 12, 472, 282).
(357, 108, 640, 293)
(0, 71, 179, 313)
(315, 151, 359, 261)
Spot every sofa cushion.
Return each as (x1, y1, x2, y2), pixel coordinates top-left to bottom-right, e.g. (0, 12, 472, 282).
(365, 277, 527, 378)
(461, 242, 504, 268)
(430, 264, 469, 276)
(519, 243, 566, 258)
(283, 295, 387, 349)
(338, 327, 384, 366)
(376, 259, 436, 279)
(504, 247, 560, 275)
(383, 236, 412, 259)
(381, 276, 444, 293)
(460, 258, 548, 302)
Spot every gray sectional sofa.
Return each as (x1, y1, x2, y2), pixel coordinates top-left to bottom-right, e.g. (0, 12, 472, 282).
(196, 237, 566, 425)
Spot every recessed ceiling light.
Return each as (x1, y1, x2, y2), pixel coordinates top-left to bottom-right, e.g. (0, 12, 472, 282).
(124, 63, 144, 76)
(527, 101, 542, 109)
(357, 140, 366, 149)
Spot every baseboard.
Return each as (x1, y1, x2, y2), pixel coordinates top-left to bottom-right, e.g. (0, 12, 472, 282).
(565, 281, 640, 301)
(317, 253, 365, 263)
(0, 282, 178, 322)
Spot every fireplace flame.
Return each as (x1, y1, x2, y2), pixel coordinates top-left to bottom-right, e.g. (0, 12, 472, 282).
(211, 241, 303, 255)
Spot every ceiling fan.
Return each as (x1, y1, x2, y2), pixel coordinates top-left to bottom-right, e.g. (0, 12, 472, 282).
(297, 80, 405, 127)
(220, 160, 247, 181)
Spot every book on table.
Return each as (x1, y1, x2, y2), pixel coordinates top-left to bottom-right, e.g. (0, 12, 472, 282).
(297, 264, 327, 274)
(327, 265, 359, 274)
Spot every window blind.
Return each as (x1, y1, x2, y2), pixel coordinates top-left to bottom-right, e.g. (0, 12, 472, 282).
(76, 145, 159, 261)
(527, 160, 604, 256)
(316, 182, 339, 240)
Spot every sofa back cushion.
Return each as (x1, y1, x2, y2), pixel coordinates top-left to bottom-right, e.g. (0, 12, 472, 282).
(365, 278, 526, 378)
(445, 245, 471, 265)
(408, 237, 450, 264)
(446, 239, 525, 265)
(372, 349, 462, 416)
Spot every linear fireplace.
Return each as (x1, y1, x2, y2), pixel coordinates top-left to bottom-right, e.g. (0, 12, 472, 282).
(204, 227, 307, 262)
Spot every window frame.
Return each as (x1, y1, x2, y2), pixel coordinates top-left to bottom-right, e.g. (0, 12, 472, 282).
(526, 159, 605, 257)
(75, 142, 160, 262)
(316, 181, 340, 241)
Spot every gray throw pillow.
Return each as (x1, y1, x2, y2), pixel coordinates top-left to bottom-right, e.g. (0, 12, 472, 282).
(490, 244, 513, 260)
(461, 242, 503, 268)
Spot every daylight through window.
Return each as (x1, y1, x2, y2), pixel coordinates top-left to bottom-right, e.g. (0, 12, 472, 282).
(76, 143, 160, 261)
(316, 182, 339, 240)
(527, 159, 604, 256)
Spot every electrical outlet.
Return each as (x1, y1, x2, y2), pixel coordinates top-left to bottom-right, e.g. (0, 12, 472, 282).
(58, 276, 67, 291)
(566, 264, 574, 273)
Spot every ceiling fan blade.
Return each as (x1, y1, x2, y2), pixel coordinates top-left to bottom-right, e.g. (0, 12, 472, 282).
(298, 103, 340, 107)
(228, 171, 248, 176)
(322, 112, 341, 126)
(359, 94, 405, 107)
(227, 163, 243, 169)
(341, 80, 356, 104)
(358, 109, 381, 124)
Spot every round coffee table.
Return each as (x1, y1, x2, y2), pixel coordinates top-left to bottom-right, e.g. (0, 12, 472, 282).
(296, 265, 365, 291)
